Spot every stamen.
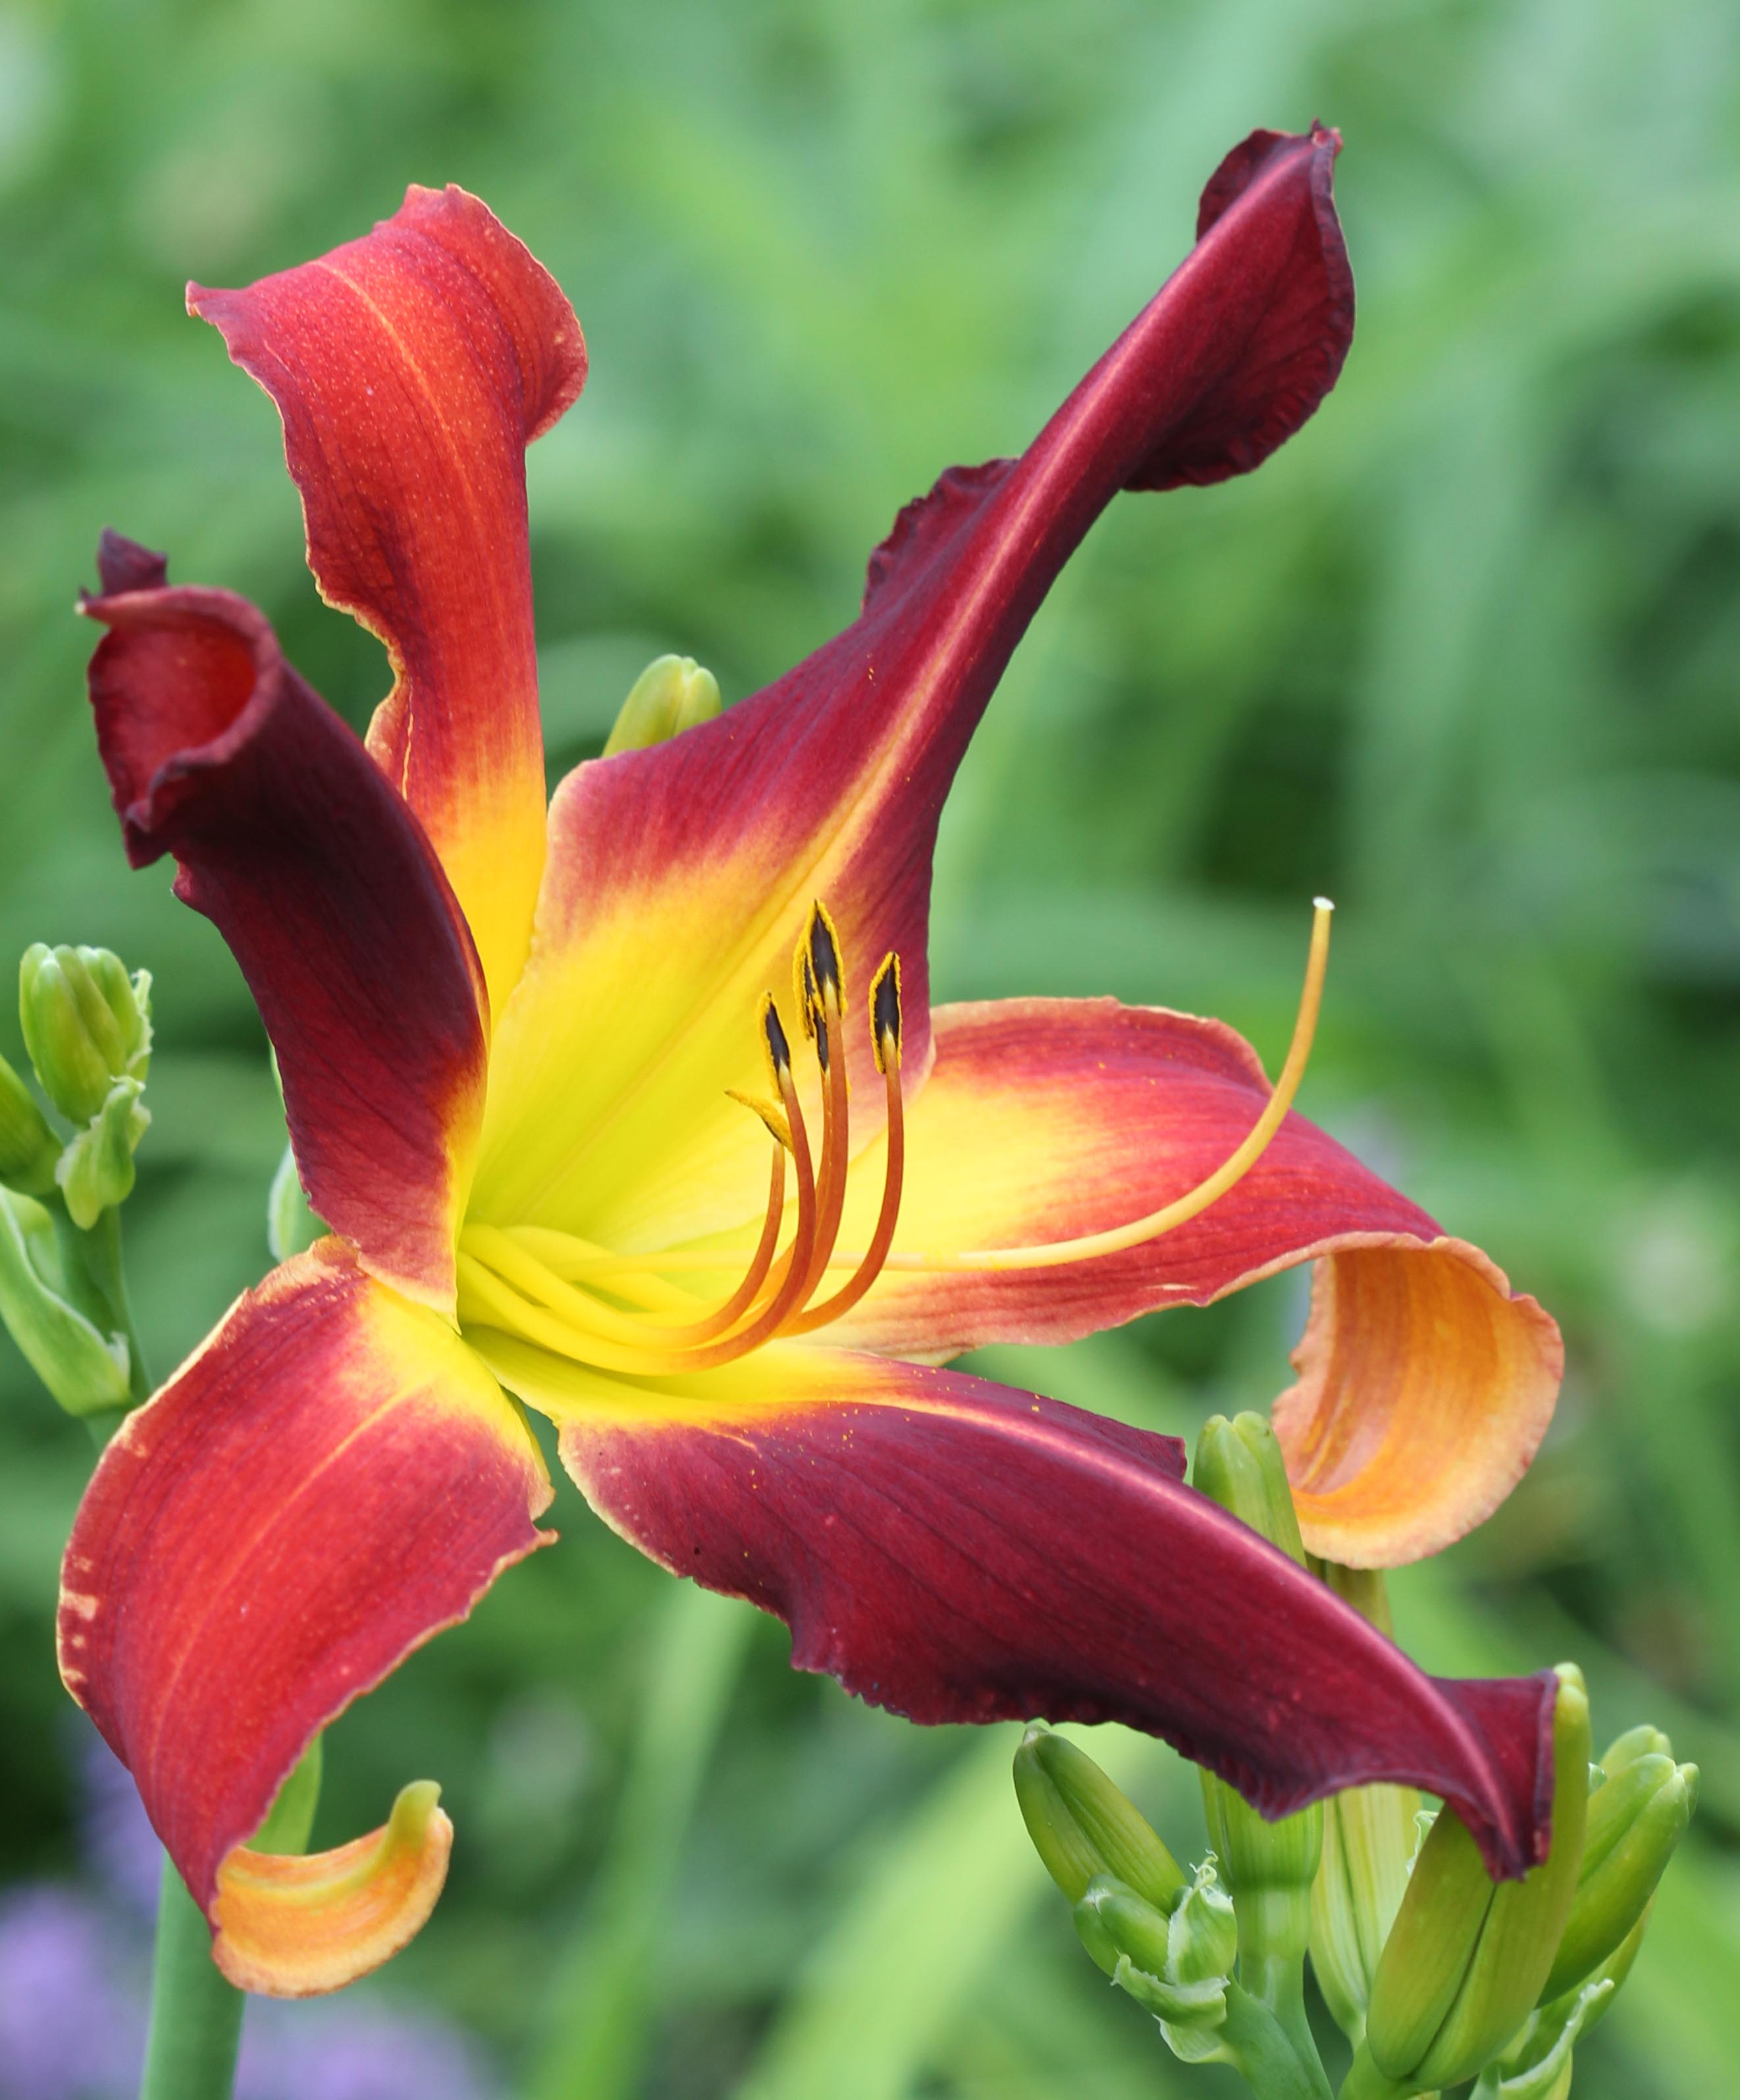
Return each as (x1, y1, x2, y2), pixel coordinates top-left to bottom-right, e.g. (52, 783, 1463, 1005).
(463, 1136, 786, 1348)
(456, 923, 918, 1376)
(882, 898, 1334, 1274)
(782, 952, 905, 1334)
(798, 909, 851, 1300)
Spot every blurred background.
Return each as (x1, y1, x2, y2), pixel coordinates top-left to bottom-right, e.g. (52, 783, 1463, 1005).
(3, 0, 1740, 2093)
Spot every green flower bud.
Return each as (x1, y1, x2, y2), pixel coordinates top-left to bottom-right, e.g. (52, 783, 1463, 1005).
(1308, 1564, 1419, 2047)
(267, 1141, 328, 1262)
(602, 654, 722, 756)
(1192, 1410, 1307, 1563)
(1366, 1665, 1591, 2093)
(0, 1053, 60, 1195)
(20, 944, 151, 1125)
(1013, 1724, 1186, 1910)
(1539, 1735, 1696, 2003)
(1075, 1868, 1236, 2059)
(1167, 1856, 1241, 1986)
(56, 1078, 149, 1229)
(1472, 1970, 1616, 2100)
(0, 1189, 130, 1415)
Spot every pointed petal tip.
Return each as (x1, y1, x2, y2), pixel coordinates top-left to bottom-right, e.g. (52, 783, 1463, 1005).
(211, 1779, 454, 1997)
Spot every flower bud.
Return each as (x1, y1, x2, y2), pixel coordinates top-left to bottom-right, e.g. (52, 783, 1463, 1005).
(1075, 1866, 1237, 2059)
(267, 1142, 327, 1262)
(1539, 1734, 1695, 2003)
(1013, 1724, 1186, 1910)
(1191, 1416, 1322, 2006)
(0, 1189, 130, 1415)
(0, 1053, 60, 1196)
(1308, 1564, 1419, 2047)
(1366, 1665, 1591, 2092)
(56, 1078, 150, 1229)
(19, 944, 151, 1125)
(602, 654, 722, 756)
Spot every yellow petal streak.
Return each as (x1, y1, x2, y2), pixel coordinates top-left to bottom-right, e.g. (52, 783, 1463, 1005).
(211, 1781, 452, 1997)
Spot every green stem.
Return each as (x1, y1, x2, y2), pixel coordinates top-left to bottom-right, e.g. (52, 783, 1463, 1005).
(1218, 1982, 1336, 2100)
(1336, 2041, 1419, 2100)
(78, 1204, 151, 1401)
(1240, 1952, 1332, 2097)
(137, 1737, 324, 2100)
(139, 1863, 245, 2100)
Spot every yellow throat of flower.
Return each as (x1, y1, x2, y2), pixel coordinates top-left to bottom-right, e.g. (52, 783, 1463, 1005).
(455, 899, 1332, 1376)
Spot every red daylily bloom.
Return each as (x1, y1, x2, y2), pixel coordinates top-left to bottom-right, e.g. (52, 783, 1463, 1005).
(63, 129, 1564, 1997)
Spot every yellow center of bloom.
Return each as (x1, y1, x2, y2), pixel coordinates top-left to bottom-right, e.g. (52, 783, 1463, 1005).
(455, 900, 1332, 1373)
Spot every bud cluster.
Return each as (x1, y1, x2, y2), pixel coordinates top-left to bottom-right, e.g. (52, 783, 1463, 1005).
(1013, 1411, 1699, 2100)
(0, 942, 154, 1417)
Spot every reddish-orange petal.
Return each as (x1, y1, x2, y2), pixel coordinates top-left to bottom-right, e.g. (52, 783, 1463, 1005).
(58, 1243, 552, 1991)
(819, 998, 1561, 1564)
(190, 185, 587, 1008)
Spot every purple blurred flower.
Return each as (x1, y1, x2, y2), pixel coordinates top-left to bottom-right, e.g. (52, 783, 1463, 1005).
(0, 1887, 142, 2100)
(241, 2007, 500, 2100)
(77, 1728, 159, 1920)
(0, 1721, 501, 2098)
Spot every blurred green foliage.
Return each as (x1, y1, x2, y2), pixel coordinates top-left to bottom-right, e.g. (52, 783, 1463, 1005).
(3, 0, 1739, 2093)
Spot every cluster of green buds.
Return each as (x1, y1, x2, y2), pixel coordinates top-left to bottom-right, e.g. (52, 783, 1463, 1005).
(1014, 1411, 1698, 2100)
(0, 942, 153, 1419)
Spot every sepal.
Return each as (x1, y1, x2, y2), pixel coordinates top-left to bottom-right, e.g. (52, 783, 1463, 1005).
(0, 1189, 130, 1414)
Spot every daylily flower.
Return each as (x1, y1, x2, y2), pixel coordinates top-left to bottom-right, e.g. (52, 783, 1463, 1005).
(61, 126, 1564, 1998)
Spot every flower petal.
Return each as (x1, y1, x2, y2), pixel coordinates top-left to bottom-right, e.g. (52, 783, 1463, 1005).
(212, 1781, 452, 1997)
(471, 125, 1352, 1249)
(474, 1331, 1555, 1879)
(190, 185, 587, 1008)
(58, 1241, 553, 1992)
(822, 998, 1560, 1566)
(82, 542, 488, 1312)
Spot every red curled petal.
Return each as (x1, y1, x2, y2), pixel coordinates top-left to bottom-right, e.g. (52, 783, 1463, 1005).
(476, 1333, 1554, 1879)
(824, 998, 1560, 1565)
(57, 1243, 552, 1981)
(190, 185, 587, 1008)
(82, 551, 488, 1311)
(472, 125, 1353, 1251)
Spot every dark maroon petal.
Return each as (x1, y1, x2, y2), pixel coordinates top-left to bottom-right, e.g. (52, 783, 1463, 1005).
(82, 551, 488, 1311)
(475, 126, 1355, 1244)
(481, 1333, 1556, 1878)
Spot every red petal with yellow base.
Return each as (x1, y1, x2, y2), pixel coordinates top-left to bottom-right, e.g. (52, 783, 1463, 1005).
(191, 184, 587, 1008)
(82, 545, 488, 1313)
(59, 1244, 552, 1993)
(475, 1332, 1555, 1879)
(470, 125, 1353, 1253)
(824, 998, 1561, 1567)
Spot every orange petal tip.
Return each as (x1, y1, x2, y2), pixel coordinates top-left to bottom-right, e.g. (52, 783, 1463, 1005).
(211, 1780, 452, 1998)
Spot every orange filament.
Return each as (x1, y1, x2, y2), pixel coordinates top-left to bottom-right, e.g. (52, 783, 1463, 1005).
(781, 1022, 904, 1334)
(456, 896, 1329, 1371)
(876, 896, 1334, 1274)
